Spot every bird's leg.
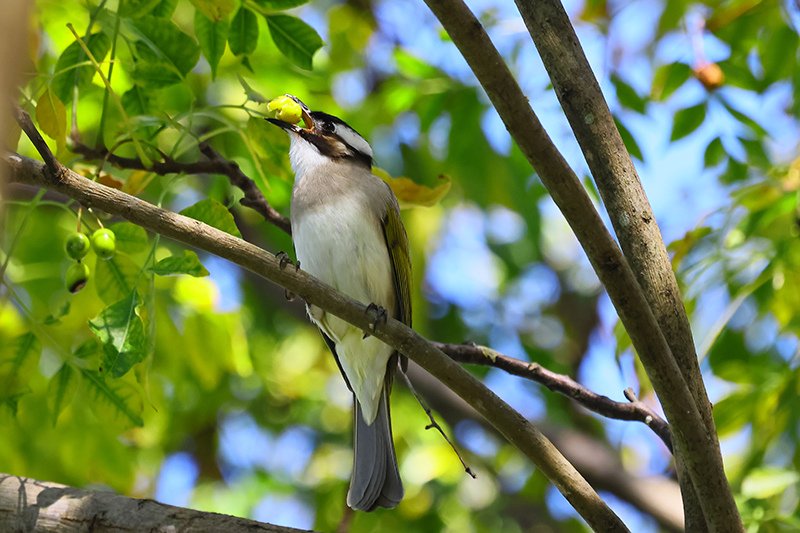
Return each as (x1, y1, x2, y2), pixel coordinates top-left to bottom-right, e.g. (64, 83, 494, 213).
(363, 303, 388, 339)
(276, 251, 300, 299)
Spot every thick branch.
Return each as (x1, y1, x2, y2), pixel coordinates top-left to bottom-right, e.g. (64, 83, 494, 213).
(420, 1, 739, 530)
(513, 1, 725, 529)
(435, 342, 672, 452)
(0, 473, 308, 532)
(72, 140, 292, 234)
(4, 152, 628, 531)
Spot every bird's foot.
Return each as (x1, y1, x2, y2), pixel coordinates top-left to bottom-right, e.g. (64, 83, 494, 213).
(363, 303, 388, 339)
(276, 251, 299, 271)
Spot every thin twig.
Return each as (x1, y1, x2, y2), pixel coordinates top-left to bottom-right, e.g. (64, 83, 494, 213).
(13, 106, 60, 174)
(397, 367, 476, 478)
(437, 342, 673, 452)
(71, 141, 292, 234)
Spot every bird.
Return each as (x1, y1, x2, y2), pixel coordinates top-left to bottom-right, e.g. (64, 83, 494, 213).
(267, 95, 410, 511)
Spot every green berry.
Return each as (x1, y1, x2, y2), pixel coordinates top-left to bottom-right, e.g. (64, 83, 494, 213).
(65, 232, 91, 260)
(66, 262, 90, 293)
(268, 95, 303, 125)
(91, 228, 116, 260)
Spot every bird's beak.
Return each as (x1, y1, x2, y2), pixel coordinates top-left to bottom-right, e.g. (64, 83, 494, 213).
(266, 94, 315, 133)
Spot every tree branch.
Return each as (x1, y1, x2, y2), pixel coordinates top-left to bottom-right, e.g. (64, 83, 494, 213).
(3, 151, 629, 531)
(420, 1, 740, 529)
(70, 124, 674, 453)
(435, 342, 672, 452)
(513, 2, 726, 529)
(71, 140, 292, 234)
(0, 473, 309, 532)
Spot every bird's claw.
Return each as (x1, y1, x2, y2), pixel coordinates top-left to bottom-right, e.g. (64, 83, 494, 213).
(363, 303, 388, 339)
(276, 251, 295, 270)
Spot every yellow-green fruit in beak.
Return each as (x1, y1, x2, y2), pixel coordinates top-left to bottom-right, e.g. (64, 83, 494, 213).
(267, 95, 303, 124)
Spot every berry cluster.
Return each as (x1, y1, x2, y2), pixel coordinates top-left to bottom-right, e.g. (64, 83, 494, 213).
(65, 228, 116, 293)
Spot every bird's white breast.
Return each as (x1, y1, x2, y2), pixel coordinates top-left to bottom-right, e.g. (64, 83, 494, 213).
(292, 192, 395, 423)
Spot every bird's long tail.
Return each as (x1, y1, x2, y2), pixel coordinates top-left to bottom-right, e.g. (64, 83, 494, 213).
(347, 386, 403, 511)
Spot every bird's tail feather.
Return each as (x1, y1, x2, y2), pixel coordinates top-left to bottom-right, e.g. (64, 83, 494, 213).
(347, 387, 403, 511)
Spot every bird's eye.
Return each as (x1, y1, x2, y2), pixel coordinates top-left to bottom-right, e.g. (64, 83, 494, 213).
(321, 121, 335, 133)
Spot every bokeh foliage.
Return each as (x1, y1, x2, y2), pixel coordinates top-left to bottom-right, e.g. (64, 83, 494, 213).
(2, 0, 799, 530)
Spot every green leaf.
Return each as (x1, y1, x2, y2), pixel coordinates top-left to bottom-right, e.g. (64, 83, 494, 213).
(742, 468, 800, 499)
(195, 10, 229, 79)
(703, 137, 726, 167)
(150, 0, 179, 18)
(651, 62, 691, 101)
(670, 103, 706, 141)
(118, 0, 162, 17)
(150, 250, 210, 277)
(127, 16, 200, 84)
(89, 292, 148, 378)
(0, 332, 41, 399)
(611, 74, 647, 114)
(614, 116, 643, 162)
(109, 222, 149, 254)
(81, 369, 144, 427)
(190, 0, 236, 20)
(721, 100, 768, 138)
(121, 86, 152, 116)
(180, 198, 242, 238)
(47, 364, 79, 426)
(229, 7, 259, 56)
(265, 14, 322, 71)
(52, 32, 112, 103)
(35, 90, 66, 144)
(252, 0, 309, 8)
(95, 253, 141, 305)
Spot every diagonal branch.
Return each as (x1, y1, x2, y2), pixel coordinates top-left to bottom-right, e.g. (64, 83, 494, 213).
(4, 149, 629, 531)
(435, 342, 672, 452)
(420, 0, 740, 529)
(71, 140, 292, 234)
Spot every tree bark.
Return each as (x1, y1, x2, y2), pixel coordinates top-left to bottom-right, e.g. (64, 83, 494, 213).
(0, 473, 309, 533)
(420, 0, 740, 530)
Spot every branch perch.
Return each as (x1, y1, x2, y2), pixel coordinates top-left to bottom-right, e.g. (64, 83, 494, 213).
(0, 474, 309, 533)
(4, 148, 629, 531)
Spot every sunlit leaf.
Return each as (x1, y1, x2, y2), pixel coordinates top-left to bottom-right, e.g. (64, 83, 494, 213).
(670, 103, 706, 141)
(35, 90, 66, 144)
(51, 32, 111, 103)
(614, 116, 643, 162)
(47, 364, 79, 426)
(81, 369, 144, 427)
(118, 0, 162, 17)
(195, 10, 229, 79)
(611, 74, 647, 114)
(375, 168, 451, 207)
(89, 292, 148, 378)
(229, 7, 259, 56)
(651, 62, 691, 101)
(742, 468, 800, 499)
(190, 0, 236, 20)
(150, 250, 209, 277)
(127, 16, 200, 85)
(0, 332, 41, 399)
(265, 14, 322, 71)
(180, 198, 242, 238)
(95, 253, 142, 305)
(703, 137, 726, 167)
(252, 0, 309, 8)
(109, 222, 149, 254)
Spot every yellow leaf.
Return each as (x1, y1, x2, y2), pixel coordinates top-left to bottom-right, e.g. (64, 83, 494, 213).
(375, 167, 451, 208)
(35, 89, 66, 144)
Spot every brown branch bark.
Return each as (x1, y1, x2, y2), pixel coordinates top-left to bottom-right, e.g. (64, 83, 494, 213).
(420, 1, 740, 530)
(0, 473, 309, 533)
(435, 342, 672, 452)
(513, 2, 726, 529)
(4, 149, 629, 531)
